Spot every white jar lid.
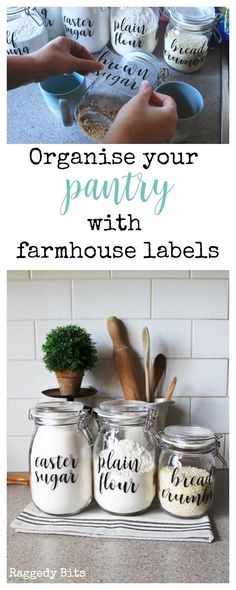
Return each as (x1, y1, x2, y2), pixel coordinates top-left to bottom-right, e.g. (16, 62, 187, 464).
(29, 401, 84, 425)
(160, 424, 215, 451)
(96, 399, 149, 425)
(167, 7, 216, 32)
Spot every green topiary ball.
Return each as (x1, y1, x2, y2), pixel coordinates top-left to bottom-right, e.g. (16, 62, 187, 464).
(42, 324, 98, 373)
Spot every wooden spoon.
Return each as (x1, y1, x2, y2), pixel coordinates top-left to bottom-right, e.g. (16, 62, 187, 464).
(152, 353, 166, 401)
(143, 327, 151, 402)
(165, 376, 177, 401)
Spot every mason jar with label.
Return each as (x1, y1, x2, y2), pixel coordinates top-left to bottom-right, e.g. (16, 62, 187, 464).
(62, 7, 110, 53)
(93, 400, 157, 515)
(29, 401, 95, 515)
(73, 49, 169, 141)
(157, 425, 226, 518)
(38, 7, 64, 40)
(163, 7, 217, 73)
(110, 7, 159, 55)
(7, 7, 48, 55)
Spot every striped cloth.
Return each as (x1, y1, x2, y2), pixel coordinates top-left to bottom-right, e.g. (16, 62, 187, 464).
(11, 501, 214, 542)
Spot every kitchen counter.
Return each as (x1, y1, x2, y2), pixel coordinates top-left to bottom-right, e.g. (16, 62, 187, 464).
(7, 470, 229, 584)
(7, 23, 227, 145)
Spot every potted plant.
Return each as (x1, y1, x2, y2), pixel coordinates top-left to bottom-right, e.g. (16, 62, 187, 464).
(42, 324, 98, 396)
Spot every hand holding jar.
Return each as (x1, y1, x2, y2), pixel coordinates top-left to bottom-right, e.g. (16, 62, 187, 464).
(105, 81, 178, 144)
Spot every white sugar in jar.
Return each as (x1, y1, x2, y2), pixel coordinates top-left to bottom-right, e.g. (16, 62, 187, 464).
(29, 401, 94, 515)
(62, 7, 110, 53)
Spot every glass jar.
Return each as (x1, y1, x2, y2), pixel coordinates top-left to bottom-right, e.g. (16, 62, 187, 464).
(163, 7, 216, 73)
(7, 7, 48, 55)
(93, 400, 157, 515)
(62, 7, 110, 53)
(38, 8, 64, 40)
(76, 50, 168, 141)
(157, 425, 220, 518)
(110, 7, 159, 55)
(29, 401, 95, 515)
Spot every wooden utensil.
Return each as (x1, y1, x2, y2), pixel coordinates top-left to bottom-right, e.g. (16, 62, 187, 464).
(7, 472, 30, 485)
(152, 353, 166, 401)
(143, 327, 151, 402)
(107, 316, 142, 401)
(165, 376, 177, 401)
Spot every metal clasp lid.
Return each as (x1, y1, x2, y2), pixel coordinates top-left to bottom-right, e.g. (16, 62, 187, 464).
(25, 7, 45, 26)
(77, 409, 97, 446)
(144, 407, 161, 445)
(214, 434, 228, 468)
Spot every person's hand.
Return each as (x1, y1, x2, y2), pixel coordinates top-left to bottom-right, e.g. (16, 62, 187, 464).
(32, 36, 103, 81)
(104, 81, 178, 144)
(7, 36, 103, 90)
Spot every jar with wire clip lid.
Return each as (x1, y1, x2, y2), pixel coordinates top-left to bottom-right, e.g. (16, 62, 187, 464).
(163, 7, 218, 73)
(29, 401, 96, 515)
(76, 50, 169, 142)
(93, 400, 157, 515)
(157, 425, 227, 518)
(110, 7, 160, 55)
(7, 7, 48, 55)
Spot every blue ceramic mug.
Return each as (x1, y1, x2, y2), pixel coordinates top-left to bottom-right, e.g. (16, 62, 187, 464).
(39, 72, 86, 126)
(157, 81, 204, 142)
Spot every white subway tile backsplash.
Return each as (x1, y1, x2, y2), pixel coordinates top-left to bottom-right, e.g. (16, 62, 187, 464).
(73, 279, 150, 318)
(191, 398, 229, 433)
(7, 436, 31, 472)
(83, 359, 124, 397)
(193, 320, 229, 358)
(7, 271, 30, 280)
(114, 319, 191, 358)
(8, 280, 71, 320)
(7, 359, 125, 400)
(191, 271, 229, 279)
(35, 319, 112, 360)
(166, 398, 190, 426)
(161, 359, 228, 398)
(111, 271, 190, 278)
(7, 361, 56, 398)
(8, 321, 35, 360)
(152, 279, 228, 319)
(8, 398, 39, 436)
(30, 271, 110, 279)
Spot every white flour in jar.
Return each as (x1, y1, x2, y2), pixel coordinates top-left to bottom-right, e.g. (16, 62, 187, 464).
(94, 438, 156, 514)
(158, 465, 214, 517)
(164, 30, 208, 73)
(7, 13, 48, 54)
(30, 425, 92, 515)
(111, 7, 158, 55)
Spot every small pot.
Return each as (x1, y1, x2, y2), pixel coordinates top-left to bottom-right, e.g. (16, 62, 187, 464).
(55, 369, 84, 396)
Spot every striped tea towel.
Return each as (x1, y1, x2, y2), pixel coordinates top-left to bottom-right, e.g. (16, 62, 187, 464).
(11, 500, 214, 542)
